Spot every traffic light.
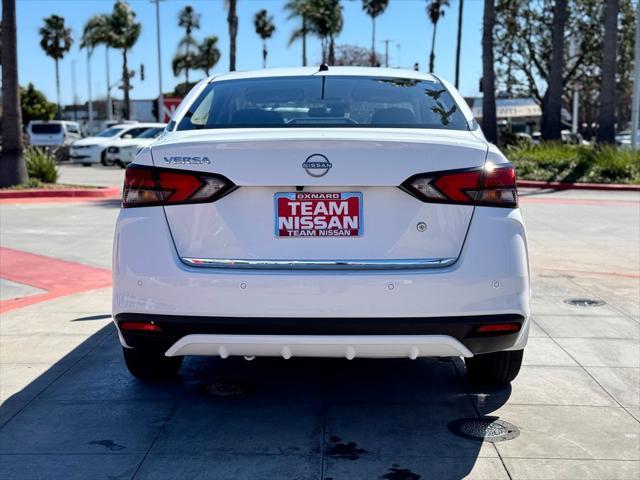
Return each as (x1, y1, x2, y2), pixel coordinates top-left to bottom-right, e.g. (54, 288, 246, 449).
(140, 64, 145, 81)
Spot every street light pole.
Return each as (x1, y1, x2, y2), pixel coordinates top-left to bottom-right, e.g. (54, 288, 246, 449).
(381, 39, 393, 68)
(71, 59, 78, 121)
(87, 49, 94, 134)
(572, 89, 579, 134)
(106, 47, 113, 121)
(631, 0, 640, 148)
(152, 0, 165, 122)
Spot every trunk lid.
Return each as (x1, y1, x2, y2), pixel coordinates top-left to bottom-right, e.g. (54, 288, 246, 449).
(152, 129, 487, 264)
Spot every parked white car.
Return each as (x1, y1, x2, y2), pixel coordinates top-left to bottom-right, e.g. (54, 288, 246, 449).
(113, 67, 530, 385)
(105, 125, 166, 168)
(27, 120, 81, 147)
(69, 123, 165, 166)
(616, 130, 640, 149)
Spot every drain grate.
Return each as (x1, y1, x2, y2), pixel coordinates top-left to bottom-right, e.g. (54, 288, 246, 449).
(564, 298, 605, 307)
(447, 417, 519, 443)
(197, 382, 248, 398)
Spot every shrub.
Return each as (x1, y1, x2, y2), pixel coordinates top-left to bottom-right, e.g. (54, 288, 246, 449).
(24, 146, 59, 183)
(506, 142, 640, 184)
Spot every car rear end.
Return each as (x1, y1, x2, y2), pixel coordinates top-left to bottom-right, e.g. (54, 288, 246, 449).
(112, 69, 530, 384)
(28, 121, 66, 147)
(107, 127, 166, 167)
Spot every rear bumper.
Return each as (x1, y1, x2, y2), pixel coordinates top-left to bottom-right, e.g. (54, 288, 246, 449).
(112, 205, 531, 354)
(116, 312, 525, 357)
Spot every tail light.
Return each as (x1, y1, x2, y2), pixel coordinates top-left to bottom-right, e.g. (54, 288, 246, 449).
(474, 322, 522, 335)
(119, 321, 162, 332)
(123, 165, 236, 208)
(401, 164, 518, 208)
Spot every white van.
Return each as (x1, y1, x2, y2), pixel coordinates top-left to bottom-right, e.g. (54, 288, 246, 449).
(27, 121, 82, 147)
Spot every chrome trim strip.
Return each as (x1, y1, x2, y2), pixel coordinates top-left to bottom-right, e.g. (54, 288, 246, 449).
(181, 257, 457, 270)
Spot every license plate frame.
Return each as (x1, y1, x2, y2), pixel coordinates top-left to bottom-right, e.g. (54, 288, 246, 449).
(274, 192, 363, 238)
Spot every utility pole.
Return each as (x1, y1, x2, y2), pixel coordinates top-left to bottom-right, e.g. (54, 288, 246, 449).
(151, 0, 165, 123)
(631, 0, 640, 148)
(381, 39, 393, 68)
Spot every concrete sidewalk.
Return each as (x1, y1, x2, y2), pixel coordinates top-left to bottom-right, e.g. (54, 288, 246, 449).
(0, 187, 638, 479)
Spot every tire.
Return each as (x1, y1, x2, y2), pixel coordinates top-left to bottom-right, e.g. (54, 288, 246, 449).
(118, 161, 126, 169)
(122, 347, 183, 381)
(465, 349, 523, 386)
(101, 151, 113, 166)
(82, 162, 92, 167)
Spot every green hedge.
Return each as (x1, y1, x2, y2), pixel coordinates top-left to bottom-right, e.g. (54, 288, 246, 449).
(506, 143, 640, 184)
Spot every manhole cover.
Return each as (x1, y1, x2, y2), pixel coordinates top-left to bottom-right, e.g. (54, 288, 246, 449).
(564, 298, 605, 307)
(447, 417, 519, 443)
(197, 382, 247, 398)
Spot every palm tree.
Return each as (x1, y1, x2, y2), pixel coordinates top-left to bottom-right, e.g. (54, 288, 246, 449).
(81, 15, 110, 130)
(39, 14, 73, 117)
(307, 0, 344, 64)
(197, 36, 221, 76)
(1, 0, 28, 187)
(481, 0, 497, 144)
(174, 5, 201, 85)
(596, 0, 620, 143)
(284, 0, 312, 66)
(361, 0, 388, 66)
(108, 1, 141, 120)
(254, 9, 276, 68)
(426, 0, 449, 73)
(80, 15, 110, 52)
(541, 0, 567, 141)
(454, 0, 464, 88)
(226, 0, 238, 71)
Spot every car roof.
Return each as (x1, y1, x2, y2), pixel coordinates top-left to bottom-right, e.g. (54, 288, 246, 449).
(29, 120, 78, 125)
(208, 66, 439, 84)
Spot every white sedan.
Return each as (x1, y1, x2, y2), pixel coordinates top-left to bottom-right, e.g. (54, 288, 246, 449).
(69, 123, 165, 166)
(106, 125, 166, 168)
(112, 67, 530, 386)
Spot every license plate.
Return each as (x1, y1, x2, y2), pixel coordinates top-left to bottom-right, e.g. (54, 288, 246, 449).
(275, 192, 363, 238)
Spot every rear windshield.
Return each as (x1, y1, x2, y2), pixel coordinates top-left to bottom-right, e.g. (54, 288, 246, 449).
(31, 123, 62, 134)
(96, 127, 125, 138)
(177, 76, 468, 131)
(138, 127, 165, 139)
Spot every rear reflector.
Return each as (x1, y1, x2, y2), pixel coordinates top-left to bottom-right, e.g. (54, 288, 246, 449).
(402, 164, 518, 208)
(123, 165, 235, 208)
(475, 323, 521, 334)
(119, 321, 162, 332)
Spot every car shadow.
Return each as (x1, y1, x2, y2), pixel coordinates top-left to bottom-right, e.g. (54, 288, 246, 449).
(90, 199, 123, 209)
(0, 324, 513, 480)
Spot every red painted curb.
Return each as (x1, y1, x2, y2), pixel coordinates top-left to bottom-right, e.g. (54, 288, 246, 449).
(518, 179, 640, 192)
(0, 186, 121, 199)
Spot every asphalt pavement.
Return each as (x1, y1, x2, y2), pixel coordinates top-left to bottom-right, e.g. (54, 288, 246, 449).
(0, 164, 638, 479)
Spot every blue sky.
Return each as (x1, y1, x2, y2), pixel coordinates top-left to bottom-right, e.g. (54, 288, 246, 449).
(15, 0, 484, 105)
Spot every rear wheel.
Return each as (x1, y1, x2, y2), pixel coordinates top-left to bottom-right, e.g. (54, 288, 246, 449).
(101, 151, 113, 166)
(465, 350, 523, 386)
(122, 347, 183, 380)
